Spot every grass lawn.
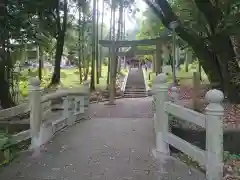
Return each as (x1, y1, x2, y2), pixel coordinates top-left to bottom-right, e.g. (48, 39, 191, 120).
(146, 66, 210, 88)
(18, 66, 108, 100)
(17, 65, 128, 102)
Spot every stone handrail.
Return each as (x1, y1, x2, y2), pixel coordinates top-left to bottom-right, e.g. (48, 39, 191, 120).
(142, 67, 149, 92)
(0, 78, 90, 151)
(0, 87, 59, 122)
(0, 103, 29, 121)
(121, 69, 129, 92)
(41, 88, 88, 103)
(152, 73, 224, 180)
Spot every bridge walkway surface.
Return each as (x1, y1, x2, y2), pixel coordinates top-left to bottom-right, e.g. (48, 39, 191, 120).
(0, 69, 205, 180)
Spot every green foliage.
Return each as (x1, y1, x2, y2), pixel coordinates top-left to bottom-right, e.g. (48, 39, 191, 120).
(224, 151, 240, 162)
(136, 7, 165, 39)
(0, 132, 17, 165)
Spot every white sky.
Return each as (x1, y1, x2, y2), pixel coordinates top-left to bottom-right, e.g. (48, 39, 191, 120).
(99, 0, 148, 30)
(72, 0, 148, 31)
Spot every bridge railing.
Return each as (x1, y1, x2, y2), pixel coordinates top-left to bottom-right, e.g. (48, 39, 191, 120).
(142, 67, 149, 92)
(120, 69, 129, 92)
(0, 77, 90, 151)
(153, 73, 224, 180)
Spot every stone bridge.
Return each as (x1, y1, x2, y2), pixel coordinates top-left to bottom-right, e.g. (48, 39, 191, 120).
(0, 68, 226, 180)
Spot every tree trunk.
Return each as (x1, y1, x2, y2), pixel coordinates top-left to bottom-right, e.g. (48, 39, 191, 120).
(50, 0, 67, 85)
(177, 27, 224, 88)
(185, 49, 192, 72)
(84, 56, 90, 81)
(0, 2, 15, 108)
(198, 60, 202, 81)
(96, 0, 100, 84)
(106, 59, 110, 88)
(231, 36, 240, 63)
(112, 2, 123, 94)
(78, 6, 82, 84)
(90, 0, 97, 91)
(38, 46, 43, 81)
(106, 33, 112, 89)
(51, 34, 65, 85)
(117, 1, 124, 74)
(0, 61, 15, 108)
(111, 7, 117, 98)
(150, 0, 240, 102)
(147, 0, 224, 86)
(99, 0, 105, 77)
(106, 2, 115, 103)
(185, 61, 188, 72)
(212, 34, 240, 102)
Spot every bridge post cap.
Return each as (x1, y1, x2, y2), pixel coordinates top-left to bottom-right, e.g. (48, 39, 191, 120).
(83, 80, 90, 85)
(205, 89, 224, 103)
(155, 73, 168, 84)
(171, 86, 178, 92)
(29, 77, 40, 86)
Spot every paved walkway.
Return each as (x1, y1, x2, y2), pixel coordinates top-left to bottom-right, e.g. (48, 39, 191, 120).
(0, 98, 205, 180)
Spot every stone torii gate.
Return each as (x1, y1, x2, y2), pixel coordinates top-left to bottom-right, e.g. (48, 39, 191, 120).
(107, 46, 156, 68)
(99, 37, 167, 104)
(99, 37, 166, 74)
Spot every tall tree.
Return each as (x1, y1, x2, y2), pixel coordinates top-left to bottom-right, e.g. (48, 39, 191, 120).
(90, 0, 97, 90)
(96, 0, 100, 84)
(78, 2, 83, 83)
(145, 0, 240, 103)
(99, 0, 105, 78)
(50, 0, 68, 85)
(0, 0, 15, 108)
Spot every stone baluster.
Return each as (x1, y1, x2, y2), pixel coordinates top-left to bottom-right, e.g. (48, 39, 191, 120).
(152, 77, 157, 134)
(74, 96, 84, 114)
(83, 80, 90, 118)
(171, 86, 179, 104)
(29, 77, 42, 149)
(153, 73, 170, 155)
(68, 96, 75, 124)
(205, 89, 224, 180)
(62, 96, 72, 125)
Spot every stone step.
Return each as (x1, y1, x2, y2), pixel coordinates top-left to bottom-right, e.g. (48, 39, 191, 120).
(125, 82, 145, 84)
(124, 88, 146, 90)
(124, 68, 146, 98)
(125, 85, 145, 86)
(125, 88, 146, 90)
(125, 86, 146, 88)
(126, 84, 144, 85)
(124, 91, 146, 94)
(124, 92, 146, 95)
(124, 95, 147, 98)
(124, 94, 147, 98)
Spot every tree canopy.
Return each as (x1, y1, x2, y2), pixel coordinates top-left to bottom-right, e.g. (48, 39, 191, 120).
(141, 0, 240, 103)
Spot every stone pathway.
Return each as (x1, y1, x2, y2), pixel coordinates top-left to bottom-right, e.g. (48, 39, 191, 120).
(0, 98, 205, 180)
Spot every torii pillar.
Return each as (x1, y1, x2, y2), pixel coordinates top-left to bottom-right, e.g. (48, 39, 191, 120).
(152, 53, 156, 73)
(155, 41, 163, 75)
(108, 45, 116, 105)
